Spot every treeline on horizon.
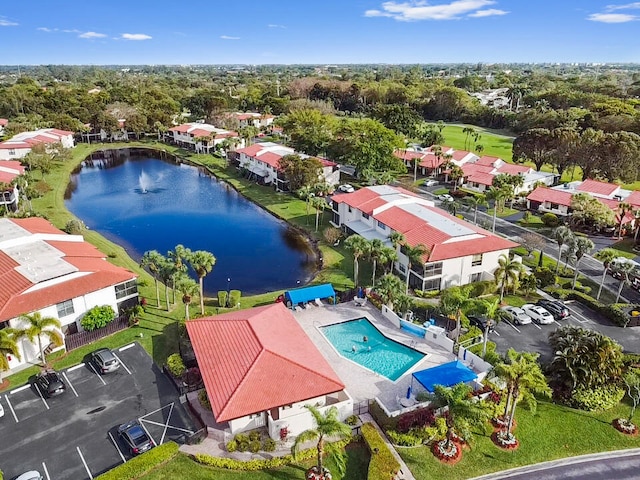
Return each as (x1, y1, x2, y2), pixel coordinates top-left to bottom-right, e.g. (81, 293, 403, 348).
(1, 63, 639, 183)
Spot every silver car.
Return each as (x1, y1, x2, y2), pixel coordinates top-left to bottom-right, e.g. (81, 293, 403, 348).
(522, 304, 555, 325)
(91, 348, 121, 374)
(15, 472, 43, 480)
(500, 306, 532, 325)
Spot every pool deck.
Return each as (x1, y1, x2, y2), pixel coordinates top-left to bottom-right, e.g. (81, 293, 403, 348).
(292, 301, 457, 413)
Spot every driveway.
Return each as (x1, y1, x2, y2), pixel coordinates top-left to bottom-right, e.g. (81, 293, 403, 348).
(0, 343, 196, 480)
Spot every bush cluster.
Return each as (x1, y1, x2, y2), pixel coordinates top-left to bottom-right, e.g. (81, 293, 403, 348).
(397, 407, 435, 433)
(569, 385, 625, 411)
(534, 267, 557, 288)
(361, 423, 400, 479)
(167, 353, 186, 377)
(217, 290, 228, 307)
(80, 305, 115, 332)
(95, 442, 178, 479)
(226, 432, 278, 453)
(229, 289, 241, 307)
(541, 212, 559, 227)
(198, 389, 211, 411)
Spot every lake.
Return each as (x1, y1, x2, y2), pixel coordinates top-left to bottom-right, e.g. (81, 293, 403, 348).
(65, 148, 316, 295)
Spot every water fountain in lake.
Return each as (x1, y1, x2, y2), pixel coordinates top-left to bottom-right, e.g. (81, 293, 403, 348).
(139, 170, 152, 193)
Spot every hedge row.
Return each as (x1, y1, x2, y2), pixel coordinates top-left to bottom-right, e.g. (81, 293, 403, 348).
(361, 423, 400, 480)
(544, 287, 637, 327)
(193, 439, 350, 471)
(95, 442, 179, 480)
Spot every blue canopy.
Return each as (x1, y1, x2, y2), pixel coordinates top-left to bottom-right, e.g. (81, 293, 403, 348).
(284, 283, 336, 306)
(412, 360, 477, 393)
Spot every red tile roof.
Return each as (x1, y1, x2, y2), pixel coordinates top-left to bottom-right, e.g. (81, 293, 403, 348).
(497, 163, 530, 175)
(625, 191, 640, 208)
(475, 156, 500, 166)
(169, 124, 190, 133)
(0, 142, 31, 150)
(186, 303, 344, 422)
(527, 187, 573, 207)
(419, 153, 446, 170)
(451, 150, 474, 161)
(576, 179, 619, 197)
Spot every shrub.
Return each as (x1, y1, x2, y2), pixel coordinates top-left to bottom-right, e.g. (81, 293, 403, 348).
(362, 423, 400, 479)
(64, 219, 85, 234)
(217, 290, 228, 307)
(95, 442, 178, 480)
(249, 440, 261, 453)
(167, 353, 186, 377)
(386, 430, 423, 446)
(541, 212, 559, 227)
(534, 267, 557, 288)
(248, 430, 261, 442)
(345, 415, 359, 426)
(397, 407, 436, 433)
(262, 438, 276, 452)
(229, 290, 241, 307)
(80, 305, 115, 332)
(569, 385, 625, 411)
(467, 280, 497, 297)
(198, 389, 211, 411)
(226, 440, 238, 452)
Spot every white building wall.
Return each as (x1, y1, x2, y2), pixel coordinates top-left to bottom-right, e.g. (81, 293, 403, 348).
(0, 147, 30, 161)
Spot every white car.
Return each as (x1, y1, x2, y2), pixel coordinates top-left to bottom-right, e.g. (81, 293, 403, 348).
(0, 399, 4, 417)
(437, 194, 454, 202)
(338, 184, 355, 193)
(15, 472, 43, 480)
(500, 306, 532, 325)
(522, 304, 555, 325)
(423, 179, 438, 187)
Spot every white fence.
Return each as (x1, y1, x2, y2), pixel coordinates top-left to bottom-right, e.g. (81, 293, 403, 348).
(457, 346, 492, 381)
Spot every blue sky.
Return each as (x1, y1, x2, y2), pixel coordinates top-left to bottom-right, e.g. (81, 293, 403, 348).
(1, 0, 639, 64)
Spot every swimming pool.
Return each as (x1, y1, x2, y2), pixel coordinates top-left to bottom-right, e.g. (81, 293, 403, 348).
(321, 318, 425, 381)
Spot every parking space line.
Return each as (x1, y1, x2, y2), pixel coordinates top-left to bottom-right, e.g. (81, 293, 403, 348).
(139, 417, 158, 446)
(10, 384, 31, 394)
(108, 431, 126, 464)
(492, 330, 501, 337)
(142, 418, 194, 435)
(88, 362, 107, 385)
(503, 320, 521, 333)
(4, 395, 18, 423)
(113, 352, 132, 375)
(554, 320, 561, 327)
(34, 383, 50, 410)
(532, 322, 542, 330)
(77, 446, 93, 479)
(160, 403, 174, 445)
(62, 372, 79, 397)
(67, 363, 86, 372)
(119, 343, 136, 351)
(42, 461, 51, 480)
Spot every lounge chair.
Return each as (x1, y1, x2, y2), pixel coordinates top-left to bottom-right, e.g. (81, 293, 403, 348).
(354, 296, 367, 307)
(315, 298, 322, 306)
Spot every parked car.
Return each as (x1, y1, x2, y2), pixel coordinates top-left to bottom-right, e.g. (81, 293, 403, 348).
(522, 304, 555, 325)
(0, 399, 4, 417)
(15, 472, 43, 480)
(337, 184, 355, 193)
(536, 299, 570, 320)
(500, 306, 532, 325)
(35, 369, 66, 398)
(468, 315, 495, 333)
(437, 193, 454, 202)
(91, 348, 121, 374)
(118, 420, 155, 455)
(423, 179, 439, 187)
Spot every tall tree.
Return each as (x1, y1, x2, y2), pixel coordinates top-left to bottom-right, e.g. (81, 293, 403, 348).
(15, 313, 63, 366)
(367, 238, 385, 287)
(388, 231, 405, 274)
(168, 244, 190, 305)
(595, 248, 618, 300)
(0, 328, 20, 384)
(375, 273, 406, 310)
(345, 235, 370, 287)
(494, 254, 524, 301)
(512, 128, 553, 171)
(310, 196, 328, 232)
(552, 226, 574, 275)
(187, 250, 217, 315)
(174, 272, 199, 321)
(572, 237, 595, 288)
(617, 202, 633, 240)
(279, 154, 323, 192)
(463, 194, 488, 225)
(613, 260, 635, 303)
(141, 250, 165, 308)
(403, 243, 429, 294)
(291, 406, 351, 478)
(486, 186, 508, 233)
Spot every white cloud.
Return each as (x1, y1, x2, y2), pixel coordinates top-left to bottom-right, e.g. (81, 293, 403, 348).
(63, 29, 81, 33)
(468, 8, 508, 17)
(0, 17, 18, 26)
(605, 2, 640, 11)
(220, 35, 240, 40)
(267, 24, 286, 28)
(38, 27, 57, 32)
(364, 0, 501, 21)
(79, 31, 107, 39)
(120, 33, 152, 40)
(588, 12, 637, 22)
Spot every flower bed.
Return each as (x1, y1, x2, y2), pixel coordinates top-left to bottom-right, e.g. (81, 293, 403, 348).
(613, 418, 638, 436)
(306, 466, 332, 480)
(432, 439, 462, 464)
(491, 430, 519, 450)
(491, 416, 516, 431)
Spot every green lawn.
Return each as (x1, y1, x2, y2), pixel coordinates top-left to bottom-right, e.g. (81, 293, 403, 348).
(609, 239, 639, 260)
(399, 400, 640, 480)
(487, 207, 519, 218)
(429, 123, 514, 160)
(518, 214, 544, 227)
(139, 445, 369, 480)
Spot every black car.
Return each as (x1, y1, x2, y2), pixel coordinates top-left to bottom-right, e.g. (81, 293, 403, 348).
(91, 348, 120, 374)
(536, 299, 570, 320)
(468, 315, 495, 333)
(35, 369, 66, 398)
(118, 420, 155, 455)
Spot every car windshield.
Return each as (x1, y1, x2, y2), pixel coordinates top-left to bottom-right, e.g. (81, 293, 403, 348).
(129, 426, 148, 444)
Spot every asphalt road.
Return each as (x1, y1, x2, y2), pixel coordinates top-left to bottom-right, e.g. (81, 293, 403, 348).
(0, 343, 195, 480)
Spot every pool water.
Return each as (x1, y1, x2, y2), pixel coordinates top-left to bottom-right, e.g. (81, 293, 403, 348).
(321, 318, 425, 381)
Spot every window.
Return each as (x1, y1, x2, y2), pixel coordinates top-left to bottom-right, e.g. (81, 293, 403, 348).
(115, 279, 138, 299)
(469, 272, 482, 283)
(9, 149, 15, 156)
(550, 203, 559, 210)
(472, 254, 483, 267)
(398, 263, 406, 273)
(348, 206, 352, 213)
(377, 221, 387, 230)
(282, 404, 293, 410)
(57, 299, 75, 317)
(361, 212, 369, 220)
(423, 262, 443, 277)
(423, 278, 441, 291)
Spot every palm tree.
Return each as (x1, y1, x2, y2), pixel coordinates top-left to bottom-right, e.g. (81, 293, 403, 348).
(403, 243, 429, 294)
(291, 405, 352, 478)
(552, 226, 573, 275)
(432, 383, 490, 456)
(617, 202, 632, 239)
(344, 235, 370, 287)
(379, 246, 398, 275)
(494, 349, 550, 438)
(462, 127, 475, 151)
(388, 231, 405, 273)
(0, 328, 20, 384)
(367, 238, 385, 287)
(494, 254, 524, 301)
(297, 186, 315, 225)
(187, 250, 217, 315)
(310, 196, 328, 232)
(595, 248, 618, 300)
(158, 259, 176, 311)
(486, 187, 508, 233)
(464, 194, 488, 225)
(572, 237, 594, 289)
(15, 313, 63, 366)
(174, 272, 199, 321)
(449, 165, 464, 192)
(413, 156, 420, 183)
(168, 244, 190, 305)
(613, 260, 635, 303)
(141, 250, 165, 308)
(375, 273, 406, 310)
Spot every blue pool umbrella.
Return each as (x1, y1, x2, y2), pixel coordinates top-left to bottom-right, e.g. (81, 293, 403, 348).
(406, 386, 412, 399)
(412, 360, 477, 393)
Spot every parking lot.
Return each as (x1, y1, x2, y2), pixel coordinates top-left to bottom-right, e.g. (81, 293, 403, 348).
(0, 343, 196, 480)
(490, 300, 640, 363)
